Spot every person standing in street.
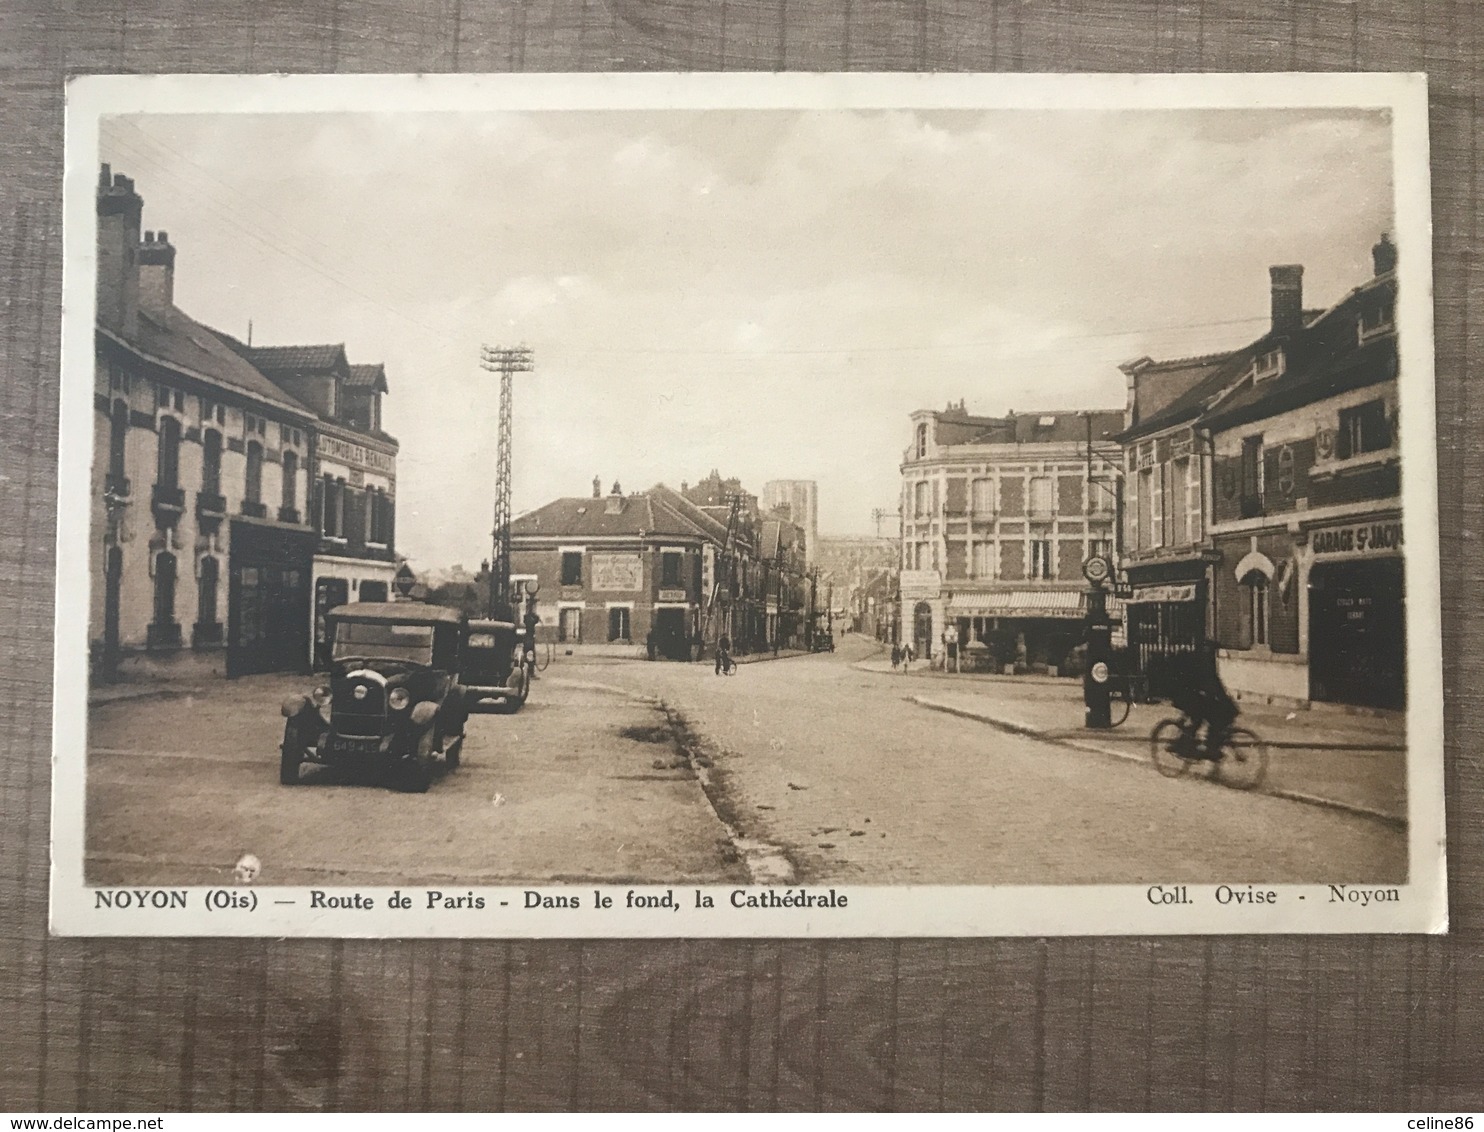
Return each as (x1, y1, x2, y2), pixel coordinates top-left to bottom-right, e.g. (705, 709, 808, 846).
(891, 643, 901, 671)
(715, 633, 732, 675)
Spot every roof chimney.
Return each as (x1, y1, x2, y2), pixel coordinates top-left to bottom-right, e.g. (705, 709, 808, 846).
(137, 228, 176, 309)
(1372, 232, 1397, 276)
(96, 165, 143, 338)
(1269, 264, 1304, 336)
(611, 480, 622, 496)
(592, 475, 601, 499)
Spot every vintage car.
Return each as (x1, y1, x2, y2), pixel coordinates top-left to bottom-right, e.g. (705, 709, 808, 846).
(461, 617, 531, 714)
(279, 602, 469, 792)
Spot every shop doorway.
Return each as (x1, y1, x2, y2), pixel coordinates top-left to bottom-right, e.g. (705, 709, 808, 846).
(653, 607, 689, 660)
(1309, 558, 1405, 710)
(1126, 596, 1205, 699)
(913, 601, 933, 660)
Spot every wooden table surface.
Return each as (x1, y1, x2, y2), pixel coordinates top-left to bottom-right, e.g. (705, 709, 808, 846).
(1, 0, 1480, 1111)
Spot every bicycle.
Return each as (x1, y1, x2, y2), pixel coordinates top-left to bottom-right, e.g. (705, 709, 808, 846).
(715, 651, 737, 676)
(1149, 713, 1268, 790)
(1106, 672, 1149, 728)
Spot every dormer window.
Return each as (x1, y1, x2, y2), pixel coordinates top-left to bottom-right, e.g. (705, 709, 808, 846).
(915, 422, 928, 459)
(1252, 347, 1285, 382)
(1358, 299, 1395, 343)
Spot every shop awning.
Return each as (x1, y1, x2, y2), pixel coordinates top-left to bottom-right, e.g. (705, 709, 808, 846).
(947, 590, 1088, 619)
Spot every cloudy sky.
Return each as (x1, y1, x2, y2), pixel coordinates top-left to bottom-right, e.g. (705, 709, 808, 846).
(100, 106, 1392, 568)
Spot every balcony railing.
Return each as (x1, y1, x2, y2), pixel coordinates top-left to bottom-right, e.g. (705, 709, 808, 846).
(196, 491, 227, 519)
(278, 505, 302, 525)
(240, 499, 268, 519)
(146, 620, 182, 650)
(104, 473, 132, 500)
(151, 483, 185, 512)
(192, 621, 223, 647)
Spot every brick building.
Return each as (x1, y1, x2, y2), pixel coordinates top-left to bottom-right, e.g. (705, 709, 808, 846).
(510, 477, 806, 658)
(897, 403, 1123, 670)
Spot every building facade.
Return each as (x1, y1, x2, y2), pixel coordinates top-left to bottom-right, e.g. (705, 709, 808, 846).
(236, 347, 400, 669)
(91, 167, 318, 681)
(1203, 240, 1402, 708)
(897, 403, 1123, 670)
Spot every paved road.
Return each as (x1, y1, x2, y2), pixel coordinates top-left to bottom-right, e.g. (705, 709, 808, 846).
(86, 636, 1405, 887)
(597, 636, 1407, 886)
(87, 675, 746, 887)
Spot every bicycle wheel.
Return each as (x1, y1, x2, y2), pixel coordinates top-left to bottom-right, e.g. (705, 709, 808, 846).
(1216, 726, 1268, 790)
(1150, 718, 1191, 778)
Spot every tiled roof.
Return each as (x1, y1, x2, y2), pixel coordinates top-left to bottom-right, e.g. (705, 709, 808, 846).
(241, 343, 348, 374)
(116, 303, 315, 417)
(1202, 275, 1397, 433)
(963, 408, 1125, 446)
(1117, 349, 1255, 443)
(511, 492, 698, 540)
(347, 363, 389, 392)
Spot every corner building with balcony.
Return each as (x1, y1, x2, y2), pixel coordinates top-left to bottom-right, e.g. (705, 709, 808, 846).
(91, 167, 318, 681)
(897, 403, 1123, 671)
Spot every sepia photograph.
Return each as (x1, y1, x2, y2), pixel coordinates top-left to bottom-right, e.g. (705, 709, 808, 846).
(52, 72, 1444, 936)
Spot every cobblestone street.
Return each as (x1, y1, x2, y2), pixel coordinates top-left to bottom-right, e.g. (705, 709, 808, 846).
(88, 635, 1406, 888)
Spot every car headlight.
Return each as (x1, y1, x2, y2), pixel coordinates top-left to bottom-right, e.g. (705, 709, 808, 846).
(311, 685, 332, 707)
(388, 687, 411, 711)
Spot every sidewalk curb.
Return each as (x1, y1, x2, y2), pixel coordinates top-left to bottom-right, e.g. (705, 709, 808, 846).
(908, 695, 1407, 830)
(850, 661, 1071, 687)
(89, 686, 204, 708)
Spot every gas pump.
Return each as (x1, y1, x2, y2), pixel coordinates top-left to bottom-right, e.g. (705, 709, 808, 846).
(1082, 555, 1114, 729)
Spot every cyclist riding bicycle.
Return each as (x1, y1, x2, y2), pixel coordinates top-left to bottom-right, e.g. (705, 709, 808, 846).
(1165, 639, 1238, 759)
(714, 633, 732, 676)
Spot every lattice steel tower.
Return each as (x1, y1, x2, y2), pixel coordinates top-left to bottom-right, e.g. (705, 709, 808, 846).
(479, 344, 534, 616)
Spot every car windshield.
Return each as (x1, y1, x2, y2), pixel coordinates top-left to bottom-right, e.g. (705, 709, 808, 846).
(332, 621, 435, 664)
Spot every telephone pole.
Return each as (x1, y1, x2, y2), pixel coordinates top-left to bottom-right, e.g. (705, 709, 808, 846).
(479, 344, 534, 616)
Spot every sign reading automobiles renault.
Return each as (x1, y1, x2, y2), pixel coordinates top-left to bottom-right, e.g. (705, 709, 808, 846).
(1311, 519, 1403, 556)
(591, 553, 644, 591)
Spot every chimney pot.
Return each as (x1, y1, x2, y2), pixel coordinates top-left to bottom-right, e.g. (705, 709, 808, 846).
(592, 475, 601, 499)
(1372, 232, 1397, 276)
(99, 163, 111, 188)
(144, 230, 154, 243)
(1269, 264, 1304, 335)
(158, 230, 168, 244)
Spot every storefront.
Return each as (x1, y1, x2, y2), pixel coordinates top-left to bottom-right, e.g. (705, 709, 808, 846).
(227, 518, 315, 677)
(1306, 516, 1405, 710)
(947, 590, 1085, 673)
(1122, 561, 1212, 697)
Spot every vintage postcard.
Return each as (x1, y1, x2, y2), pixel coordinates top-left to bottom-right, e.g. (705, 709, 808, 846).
(52, 72, 1445, 936)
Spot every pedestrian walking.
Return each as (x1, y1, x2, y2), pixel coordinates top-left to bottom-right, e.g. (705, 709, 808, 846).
(891, 643, 901, 671)
(903, 643, 914, 671)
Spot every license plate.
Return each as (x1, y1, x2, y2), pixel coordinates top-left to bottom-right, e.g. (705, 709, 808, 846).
(329, 736, 378, 755)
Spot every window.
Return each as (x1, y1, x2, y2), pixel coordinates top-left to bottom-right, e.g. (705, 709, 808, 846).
(1030, 539, 1053, 579)
(1358, 300, 1395, 342)
(1337, 399, 1392, 459)
(197, 556, 219, 629)
(108, 399, 128, 487)
(915, 422, 928, 459)
(366, 489, 392, 546)
(561, 551, 583, 587)
(913, 480, 931, 516)
(153, 552, 177, 628)
(1028, 476, 1053, 516)
(156, 415, 181, 490)
(281, 450, 298, 510)
(1240, 572, 1269, 648)
(914, 542, 931, 571)
(973, 541, 996, 579)
(201, 429, 222, 496)
(1252, 347, 1285, 382)
(1240, 435, 1264, 518)
(245, 441, 263, 504)
(1169, 457, 1191, 545)
(1090, 538, 1113, 562)
(661, 551, 683, 587)
(558, 607, 582, 643)
(158, 384, 171, 408)
(608, 607, 631, 642)
(322, 476, 345, 538)
(1137, 467, 1155, 550)
(971, 479, 995, 516)
(1088, 478, 1114, 514)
